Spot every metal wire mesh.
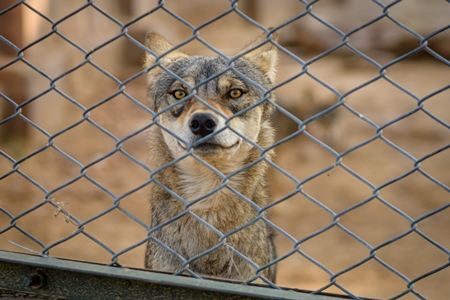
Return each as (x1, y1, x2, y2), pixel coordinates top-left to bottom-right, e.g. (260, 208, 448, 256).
(1, 1, 449, 299)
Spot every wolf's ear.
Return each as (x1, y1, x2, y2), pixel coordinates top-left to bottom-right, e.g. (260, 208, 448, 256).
(144, 32, 188, 68)
(236, 30, 278, 83)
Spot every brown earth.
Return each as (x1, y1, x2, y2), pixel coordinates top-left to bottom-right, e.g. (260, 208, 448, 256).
(2, 53, 448, 299)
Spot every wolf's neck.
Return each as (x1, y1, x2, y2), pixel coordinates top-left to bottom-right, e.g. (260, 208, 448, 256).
(175, 156, 251, 213)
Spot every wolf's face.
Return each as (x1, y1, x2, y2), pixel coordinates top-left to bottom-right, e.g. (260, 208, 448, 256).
(144, 32, 278, 167)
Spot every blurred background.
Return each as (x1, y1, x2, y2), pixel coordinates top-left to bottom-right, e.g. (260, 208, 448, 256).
(1, 1, 449, 299)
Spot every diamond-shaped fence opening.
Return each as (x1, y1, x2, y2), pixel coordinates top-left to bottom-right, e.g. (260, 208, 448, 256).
(1, 1, 449, 299)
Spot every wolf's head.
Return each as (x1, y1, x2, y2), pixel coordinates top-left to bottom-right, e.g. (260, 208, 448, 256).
(144, 31, 278, 171)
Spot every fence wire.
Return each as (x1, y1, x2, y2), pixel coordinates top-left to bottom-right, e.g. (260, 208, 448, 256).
(1, 1, 449, 299)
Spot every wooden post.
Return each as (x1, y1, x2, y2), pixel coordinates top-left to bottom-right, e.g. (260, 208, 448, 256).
(0, 1, 29, 142)
(0, 0, 24, 55)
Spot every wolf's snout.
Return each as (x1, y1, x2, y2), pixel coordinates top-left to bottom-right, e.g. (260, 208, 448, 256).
(189, 113, 217, 137)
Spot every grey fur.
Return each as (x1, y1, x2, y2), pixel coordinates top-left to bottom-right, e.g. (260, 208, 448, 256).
(144, 31, 278, 283)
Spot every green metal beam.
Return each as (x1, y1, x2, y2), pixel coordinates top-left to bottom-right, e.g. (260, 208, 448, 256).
(0, 250, 361, 300)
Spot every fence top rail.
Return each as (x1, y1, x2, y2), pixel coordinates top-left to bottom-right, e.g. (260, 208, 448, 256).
(0, 250, 374, 300)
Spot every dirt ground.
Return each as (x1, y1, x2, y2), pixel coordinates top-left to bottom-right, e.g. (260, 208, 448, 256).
(1, 5, 449, 299)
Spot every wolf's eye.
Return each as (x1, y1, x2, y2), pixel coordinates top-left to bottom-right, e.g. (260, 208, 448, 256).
(172, 90, 186, 100)
(228, 89, 242, 99)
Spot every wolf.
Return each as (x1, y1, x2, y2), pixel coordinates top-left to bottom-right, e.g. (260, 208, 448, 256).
(143, 30, 278, 283)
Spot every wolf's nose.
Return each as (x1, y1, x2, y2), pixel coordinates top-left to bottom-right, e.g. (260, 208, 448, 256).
(189, 113, 217, 137)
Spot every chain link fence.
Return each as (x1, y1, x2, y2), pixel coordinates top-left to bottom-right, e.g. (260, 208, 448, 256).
(1, 1, 449, 299)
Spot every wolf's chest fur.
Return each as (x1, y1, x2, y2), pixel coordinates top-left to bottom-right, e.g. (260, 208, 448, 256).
(177, 156, 247, 216)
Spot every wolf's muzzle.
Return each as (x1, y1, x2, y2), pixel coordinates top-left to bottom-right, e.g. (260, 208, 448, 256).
(189, 113, 217, 137)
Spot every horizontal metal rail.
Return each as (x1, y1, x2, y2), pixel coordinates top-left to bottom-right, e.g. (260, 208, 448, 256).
(0, 250, 372, 300)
